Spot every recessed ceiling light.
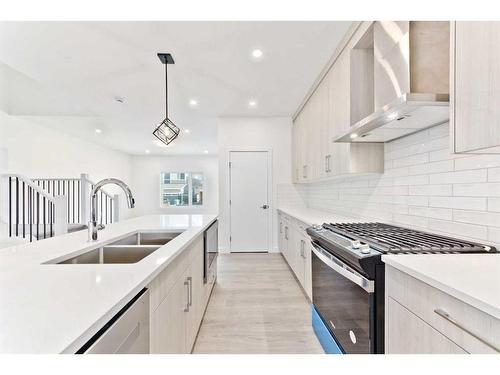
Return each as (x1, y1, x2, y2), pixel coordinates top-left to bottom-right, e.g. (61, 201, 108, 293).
(251, 49, 263, 59)
(350, 133, 358, 139)
(189, 99, 198, 107)
(248, 100, 258, 108)
(204, 150, 209, 154)
(95, 128, 102, 134)
(184, 129, 191, 134)
(145, 149, 150, 154)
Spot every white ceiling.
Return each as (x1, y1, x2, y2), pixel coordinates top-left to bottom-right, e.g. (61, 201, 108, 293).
(0, 21, 351, 155)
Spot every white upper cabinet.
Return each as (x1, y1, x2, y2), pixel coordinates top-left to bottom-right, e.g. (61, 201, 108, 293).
(292, 22, 384, 183)
(452, 21, 500, 153)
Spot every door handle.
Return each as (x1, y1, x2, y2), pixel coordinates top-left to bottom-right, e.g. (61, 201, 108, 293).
(260, 204, 269, 209)
(184, 278, 190, 312)
(187, 276, 193, 307)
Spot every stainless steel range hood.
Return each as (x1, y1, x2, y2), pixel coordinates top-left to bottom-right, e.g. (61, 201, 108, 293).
(334, 93, 449, 143)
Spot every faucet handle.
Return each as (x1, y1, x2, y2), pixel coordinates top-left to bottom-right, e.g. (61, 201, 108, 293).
(97, 224, 105, 231)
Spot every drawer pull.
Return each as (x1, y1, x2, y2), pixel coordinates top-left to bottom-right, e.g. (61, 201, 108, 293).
(434, 308, 500, 353)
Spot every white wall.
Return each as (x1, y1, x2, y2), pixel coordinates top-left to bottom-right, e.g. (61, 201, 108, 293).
(0, 110, 133, 227)
(291, 122, 500, 246)
(130, 155, 219, 217)
(218, 117, 292, 253)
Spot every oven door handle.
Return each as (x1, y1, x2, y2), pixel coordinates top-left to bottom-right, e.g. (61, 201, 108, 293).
(311, 243, 374, 293)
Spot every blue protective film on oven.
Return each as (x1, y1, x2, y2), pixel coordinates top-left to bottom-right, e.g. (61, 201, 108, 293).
(312, 305, 343, 354)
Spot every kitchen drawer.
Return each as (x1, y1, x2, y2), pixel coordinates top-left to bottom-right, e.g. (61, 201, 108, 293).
(386, 266, 500, 354)
(387, 297, 467, 354)
(292, 218, 309, 234)
(149, 241, 196, 312)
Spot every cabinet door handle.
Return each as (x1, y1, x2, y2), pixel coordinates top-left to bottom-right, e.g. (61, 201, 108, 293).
(285, 226, 288, 240)
(434, 308, 500, 353)
(324, 155, 328, 173)
(184, 278, 190, 312)
(188, 276, 193, 307)
(280, 222, 283, 234)
(300, 240, 304, 258)
(327, 155, 331, 173)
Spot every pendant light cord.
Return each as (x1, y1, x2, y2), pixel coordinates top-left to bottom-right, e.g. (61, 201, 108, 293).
(165, 62, 168, 118)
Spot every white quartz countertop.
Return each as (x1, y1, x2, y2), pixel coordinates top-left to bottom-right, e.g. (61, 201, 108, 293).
(383, 254, 500, 320)
(277, 206, 362, 226)
(0, 214, 217, 353)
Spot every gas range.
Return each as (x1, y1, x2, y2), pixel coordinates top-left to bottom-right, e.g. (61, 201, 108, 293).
(307, 222, 496, 279)
(307, 222, 497, 354)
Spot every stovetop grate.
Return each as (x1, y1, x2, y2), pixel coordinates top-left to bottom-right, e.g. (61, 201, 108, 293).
(323, 222, 495, 254)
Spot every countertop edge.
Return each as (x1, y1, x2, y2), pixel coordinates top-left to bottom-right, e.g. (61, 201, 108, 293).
(60, 216, 217, 353)
(382, 256, 500, 321)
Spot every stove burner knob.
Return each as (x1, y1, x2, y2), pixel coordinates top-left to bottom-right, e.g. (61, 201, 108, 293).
(352, 240, 361, 249)
(359, 244, 371, 254)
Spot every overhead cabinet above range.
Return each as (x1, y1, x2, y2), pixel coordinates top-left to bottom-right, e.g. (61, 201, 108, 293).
(335, 21, 451, 143)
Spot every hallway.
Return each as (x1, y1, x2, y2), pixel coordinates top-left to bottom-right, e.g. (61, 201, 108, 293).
(193, 253, 323, 354)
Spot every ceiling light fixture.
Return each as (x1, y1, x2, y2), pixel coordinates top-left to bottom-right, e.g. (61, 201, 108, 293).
(189, 99, 198, 107)
(184, 129, 191, 134)
(153, 53, 180, 146)
(145, 149, 150, 154)
(248, 100, 257, 108)
(350, 133, 358, 139)
(204, 150, 209, 154)
(95, 128, 102, 134)
(251, 49, 263, 59)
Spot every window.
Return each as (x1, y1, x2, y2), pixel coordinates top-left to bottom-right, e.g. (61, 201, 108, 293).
(160, 172, 204, 207)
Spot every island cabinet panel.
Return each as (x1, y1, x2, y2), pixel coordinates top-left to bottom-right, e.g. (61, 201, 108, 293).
(452, 21, 500, 153)
(385, 265, 500, 354)
(149, 234, 212, 354)
(150, 274, 188, 354)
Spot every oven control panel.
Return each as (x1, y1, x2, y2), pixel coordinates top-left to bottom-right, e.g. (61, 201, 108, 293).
(308, 225, 380, 258)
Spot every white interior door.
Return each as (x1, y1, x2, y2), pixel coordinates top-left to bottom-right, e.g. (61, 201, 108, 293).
(229, 151, 270, 252)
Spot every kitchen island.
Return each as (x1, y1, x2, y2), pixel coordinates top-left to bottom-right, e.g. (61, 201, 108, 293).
(0, 214, 217, 353)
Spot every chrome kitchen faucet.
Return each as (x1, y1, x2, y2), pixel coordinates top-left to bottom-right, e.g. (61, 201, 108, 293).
(88, 178, 135, 241)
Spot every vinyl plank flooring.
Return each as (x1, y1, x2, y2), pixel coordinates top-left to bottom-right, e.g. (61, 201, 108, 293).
(192, 253, 323, 354)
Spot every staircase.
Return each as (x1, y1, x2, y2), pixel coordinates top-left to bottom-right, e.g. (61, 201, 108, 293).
(0, 173, 119, 244)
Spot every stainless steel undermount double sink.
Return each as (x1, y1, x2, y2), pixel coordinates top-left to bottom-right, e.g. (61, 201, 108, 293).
(50, 231, 183, 265)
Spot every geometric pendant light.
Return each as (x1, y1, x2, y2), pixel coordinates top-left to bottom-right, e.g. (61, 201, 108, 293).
(153, 53, 180, 146)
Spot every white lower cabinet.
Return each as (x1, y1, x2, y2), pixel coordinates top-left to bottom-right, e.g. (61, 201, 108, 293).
(149, 235, 213, 354)
(278, 213, 312, 301)
(387, 297, 466, 354)
(385, 265, 500, 354)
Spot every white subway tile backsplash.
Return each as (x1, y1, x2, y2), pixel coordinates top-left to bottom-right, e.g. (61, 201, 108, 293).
(393, 195, 429, 206)
(429, 148, 469, 162)
(453, 183, 500, 197)
(408, 160, 454, 176)
(488, 198, 500, 213)
(454, 154, 500, 171)
(453, 209, 500, 228)
(392, 152, 429, 168)
(429, 196, 487, 210)
(409, 206, 453, 220)
(488, 227, 500, 243)
(427, 218, 488, 240)
(292, 123, 500, 244)
(409, 184, 452, 196)
(488, 167, 500, 182)
(393, 214, 429, 229)
(429, 169, 487, 184)
(393, 174, 429, 186)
